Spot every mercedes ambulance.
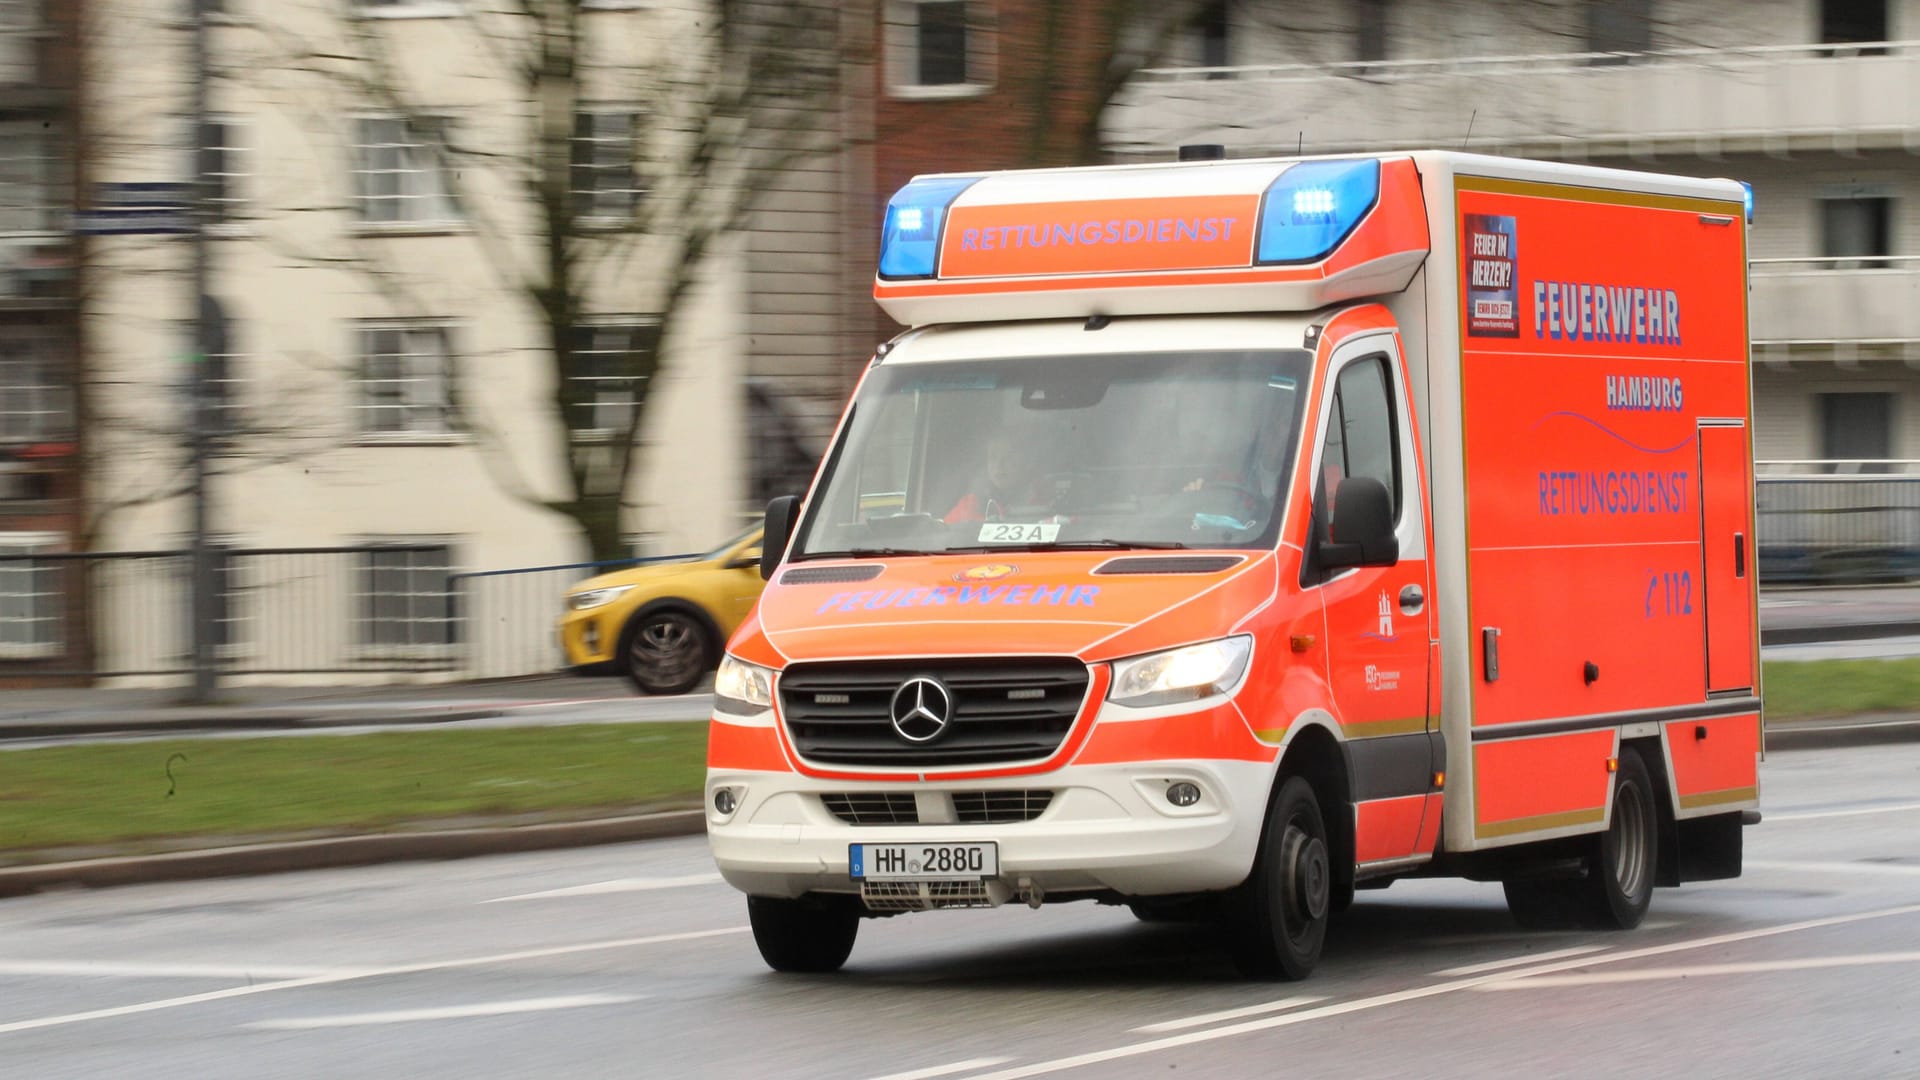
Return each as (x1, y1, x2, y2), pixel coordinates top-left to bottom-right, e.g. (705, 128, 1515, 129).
(707, 150, 1760, 979)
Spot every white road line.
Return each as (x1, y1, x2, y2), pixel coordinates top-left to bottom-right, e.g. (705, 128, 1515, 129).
(0, 926, 748, 1037)
(1131, 996, 1326, 1034)
(483, 875, 725, 903)
(1432, 945, 1610, 977)
(955, 902, 1920, 1080)
(1767, 801, 1920, 823)
(865, 1059, 1016, 1080)
(0, 960, 354, 980)
(1473, 950, 1920, 989)
(1746, 859, 1920, 878)
(247, 994, 640, 1030)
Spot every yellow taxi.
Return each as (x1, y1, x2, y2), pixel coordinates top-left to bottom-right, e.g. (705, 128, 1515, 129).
(559, 525, 764, 695)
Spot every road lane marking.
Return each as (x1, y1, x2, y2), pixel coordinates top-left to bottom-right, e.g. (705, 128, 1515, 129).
(1131, 996, 1326, 1034)
(0, 960, 354, 980)
(1748, 859, 1920, 877)
(955, 902, 1920, 1079)
(0, 926, 748, 1036)
(247, 994, 640, 1029)
(866, 1059, 1016, 1080)
(483, 875, 724, 903)
(1432, 945, 1609, 976)
(1473, 950, 1920, 989)
(1767, 801, 1920, 823)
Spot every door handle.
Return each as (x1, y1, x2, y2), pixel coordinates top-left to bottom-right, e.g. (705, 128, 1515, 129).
(1399, 584, 1424, 614)
(1734, 533, 1746, 579)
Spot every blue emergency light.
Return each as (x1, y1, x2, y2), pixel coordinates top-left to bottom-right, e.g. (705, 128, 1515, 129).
(1740, 180, 1754, 223)
(878, 176, 980, 280)
(1254, 159, 1381, 265)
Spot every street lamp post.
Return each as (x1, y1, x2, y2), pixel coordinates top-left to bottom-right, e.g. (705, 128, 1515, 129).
(185, 0, 216, 703)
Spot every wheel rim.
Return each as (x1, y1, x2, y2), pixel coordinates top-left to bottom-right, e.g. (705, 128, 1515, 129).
(1610, 777, 1652, 899)
(632, 613, 702, 686)
(1278, 817, 1330, 940)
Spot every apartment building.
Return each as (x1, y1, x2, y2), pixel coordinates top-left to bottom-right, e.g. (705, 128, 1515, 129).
(64, 0, 860, 681)
(1106, 0, 1920, 473)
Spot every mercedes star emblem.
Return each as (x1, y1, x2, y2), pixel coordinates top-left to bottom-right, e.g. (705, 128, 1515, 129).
(889, 676, 953, 743)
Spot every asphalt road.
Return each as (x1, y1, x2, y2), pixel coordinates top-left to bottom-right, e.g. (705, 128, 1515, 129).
(3, 741, 1919, 1080)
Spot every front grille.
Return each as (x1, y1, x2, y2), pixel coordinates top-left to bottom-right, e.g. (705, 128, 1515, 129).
(780, 659, 1089, 768)
(821, 792, 919, 825)
(953, 789, 1054, 824)
(862, 879, 996, 912)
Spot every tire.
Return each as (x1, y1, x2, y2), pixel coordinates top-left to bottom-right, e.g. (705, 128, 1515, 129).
(1222, 775, 1332, 980)
(1502, 747, 1658, 931)
(1579, 746, 1658, 929)
(619, 605, 713, 696)
(747, 895, 859, 974)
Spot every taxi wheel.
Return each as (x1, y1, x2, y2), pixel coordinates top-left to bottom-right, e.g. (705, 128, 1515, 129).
(748, 895, 859, 974)
(1224, 775, 1329, 980)
(619, 605, 713, 696)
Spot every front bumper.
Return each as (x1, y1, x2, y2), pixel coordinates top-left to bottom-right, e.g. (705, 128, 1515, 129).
(705, 759, 1274, 902)
(557, 608, 621, 666)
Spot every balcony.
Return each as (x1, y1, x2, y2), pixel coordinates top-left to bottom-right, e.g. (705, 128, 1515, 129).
(1107, 41, 1920, 158)
(1748, 258, 1920, 350)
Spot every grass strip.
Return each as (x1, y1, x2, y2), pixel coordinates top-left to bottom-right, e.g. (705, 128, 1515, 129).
(1763, 657, 1920, 721)
(0, 722, 707, 860)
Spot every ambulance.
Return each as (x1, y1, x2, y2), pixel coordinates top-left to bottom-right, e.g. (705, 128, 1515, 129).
(706, 150, 1760, 979)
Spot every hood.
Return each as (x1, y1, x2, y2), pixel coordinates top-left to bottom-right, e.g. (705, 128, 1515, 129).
(754, 551, 1276, 664)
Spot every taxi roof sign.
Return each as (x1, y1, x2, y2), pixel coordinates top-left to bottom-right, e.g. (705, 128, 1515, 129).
(873, 155, 1429, 328)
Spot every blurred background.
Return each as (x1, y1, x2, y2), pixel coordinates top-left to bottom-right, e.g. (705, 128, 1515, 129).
(1, 0, 1915, 695)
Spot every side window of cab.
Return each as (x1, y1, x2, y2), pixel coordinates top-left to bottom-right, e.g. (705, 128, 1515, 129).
(1315, 354, 1402, 541)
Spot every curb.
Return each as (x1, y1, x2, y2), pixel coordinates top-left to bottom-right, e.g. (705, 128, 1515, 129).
(1761, 622, 1920, 646)
(0, 709, 507, 742)
(0, 807, 706, 899)
(1765, 716, 1920, 752)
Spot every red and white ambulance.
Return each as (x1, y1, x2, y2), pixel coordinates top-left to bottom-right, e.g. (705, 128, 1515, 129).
(707, 151, 1760, 979)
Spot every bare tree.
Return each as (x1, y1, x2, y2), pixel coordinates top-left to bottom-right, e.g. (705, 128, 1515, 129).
(217, 0, 845, 562)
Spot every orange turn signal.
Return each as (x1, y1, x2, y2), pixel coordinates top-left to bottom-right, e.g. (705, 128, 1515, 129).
(1290, 635, 1316, 653)
(1432, 771, 1446, 790)
(1606, 757, 1619, 773)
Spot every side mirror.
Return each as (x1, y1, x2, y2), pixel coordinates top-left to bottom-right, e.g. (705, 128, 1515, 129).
(1319, 477, 1398, 570)
(760, 495, 800, 581)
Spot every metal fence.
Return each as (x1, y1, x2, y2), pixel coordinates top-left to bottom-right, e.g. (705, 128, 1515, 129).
(0, 545, 698, 681)
(1756, 462, 1920, 586)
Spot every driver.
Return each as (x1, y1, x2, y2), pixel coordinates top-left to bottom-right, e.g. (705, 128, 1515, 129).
(944, 431, 1044, 523)
(1179, 403, 1293, 520)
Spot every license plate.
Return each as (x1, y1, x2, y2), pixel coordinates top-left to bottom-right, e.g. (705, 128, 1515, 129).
(849, 842, 998, 881)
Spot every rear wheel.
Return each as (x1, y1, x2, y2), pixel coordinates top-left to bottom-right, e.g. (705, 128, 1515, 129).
(620, 606, 712, 696)
(747, 895, 859, 974)
(1223, 775, 1331, 980)
(1502, 747, 1657, 931)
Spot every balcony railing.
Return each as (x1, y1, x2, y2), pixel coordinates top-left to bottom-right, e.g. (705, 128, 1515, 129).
(1756, 462, 1920, 584)
(1108, 40, 1920, 157)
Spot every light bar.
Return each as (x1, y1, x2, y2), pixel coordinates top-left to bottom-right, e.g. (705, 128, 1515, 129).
(878, 176, 981, 280)
(1255, 159, 1381, 265)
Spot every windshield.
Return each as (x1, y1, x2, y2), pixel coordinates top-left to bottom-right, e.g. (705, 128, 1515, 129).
(794, 348, 1312, 558)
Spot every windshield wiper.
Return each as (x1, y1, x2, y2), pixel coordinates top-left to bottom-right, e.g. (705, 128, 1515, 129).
(955, 539, 1190, 552)
(794, 547, 936, 561)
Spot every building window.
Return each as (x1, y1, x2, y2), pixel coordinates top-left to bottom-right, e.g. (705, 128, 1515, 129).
(0, 125, 55, 235)
(355, 0, 465, 17)
(572, 111, 643, 223)
(355, 542, 457, 648)
(1355, 0, 1388, 64)
(1820, 392, 1894, 472)
(887, 0, 994, 98)
(357, 323, 454, 437)
(0, 334, 70, 445)
(0, 532, 62, 659)
(568, 321, 656, 437)
(1586, 0, 1653, 63)
(198, 117, 245, 227)
(1820, 0, 1888, 55)
(354, 116, 459, 225)
(1197, 0, 1231, 68)
(1819, 190, 1893, 269)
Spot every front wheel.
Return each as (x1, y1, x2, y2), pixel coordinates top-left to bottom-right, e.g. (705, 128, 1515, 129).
(1222, 775, 1331, 980)
(619, 606, 712, 696)
(747, 895, 859, 973)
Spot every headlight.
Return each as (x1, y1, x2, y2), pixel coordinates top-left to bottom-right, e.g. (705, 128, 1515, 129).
(714, 655, 775, 714)
(568, 585, 634, 611)
(1108, 636, 1253, 708)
